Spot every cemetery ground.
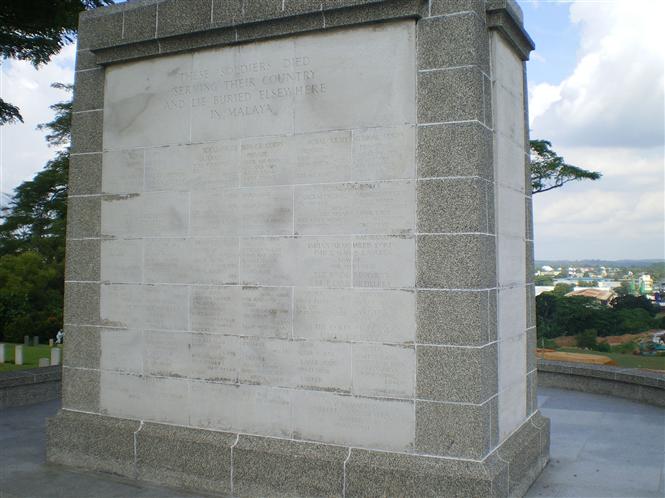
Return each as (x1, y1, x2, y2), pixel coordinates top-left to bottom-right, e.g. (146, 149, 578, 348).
(0, 344, 61, 373)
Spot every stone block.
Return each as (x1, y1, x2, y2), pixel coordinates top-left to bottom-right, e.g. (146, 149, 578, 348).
(417, 13, 489, 73)
(418, 66, 485, 124)
(156, 0, 212, 37)
(64, 282, 100, 326)
(47, 410, 138, 477)
(242, 0, 283, 21)
(66, 195, 101, 238)
(415, 400, 492, 459)
(526, 370, 537, 415)
(65, 238, 100, 282)
(525, 197, 533, 240)
(62, 367, 100, 412)
(63, 325, 100, 370)
(417, 178, 491, 233)
(211, 0, 244, 27)
(417, 344, 497, 403)
(136, 423, 235, 494)
(75, 49, 97, 71)
(94, 40, 161, 65)
(324, 0, 424, 28)
(417, 122, 493, 179)
(122, 3, 157, 43)
(526, 283, 536, 328)
(77, 11, 123, 49)
(346, 449, 506, 498)
(416, 234, 496, 289)
(234, 435, 347, 497)
(236, 12, 324, 43)
(73, 68, 104, 112)
(526, 326, 536, 373)
(69, 153, 102, 196)
(526, 240, 535, 283)
(158, 28, 237, 55)
(70, 111, 103, 154)
(429, 0, 485, 18)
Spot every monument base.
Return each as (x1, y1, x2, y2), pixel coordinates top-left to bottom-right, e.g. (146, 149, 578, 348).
(47, 410, 548, 497)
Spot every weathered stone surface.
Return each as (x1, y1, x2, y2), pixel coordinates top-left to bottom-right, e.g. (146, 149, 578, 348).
(62, 367, 100, 412)
(234, 436, 346, 497)
(136, 423, 235, 494)
(65, 238, 100, 282)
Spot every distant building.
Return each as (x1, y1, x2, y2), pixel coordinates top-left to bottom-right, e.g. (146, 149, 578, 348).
(638, 275, 654, 294)
(565, 288, 617, 305)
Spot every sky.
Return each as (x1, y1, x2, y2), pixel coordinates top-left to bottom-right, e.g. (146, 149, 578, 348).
(0, 0, 663, 261)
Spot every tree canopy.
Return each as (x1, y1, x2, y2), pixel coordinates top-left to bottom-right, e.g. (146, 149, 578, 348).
(0, 87, 71, 342)
(0, 0, 112, 124)
(530, 139, 602, 194)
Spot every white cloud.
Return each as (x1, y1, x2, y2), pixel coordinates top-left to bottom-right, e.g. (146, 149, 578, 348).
(529, 0, 664, 148)
(0, 44, 76, 196)
(528, 0, 664, 260)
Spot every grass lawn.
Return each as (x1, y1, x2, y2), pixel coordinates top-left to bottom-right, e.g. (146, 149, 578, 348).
(558, 347, 665, 371)
(0, 344, 61, 373)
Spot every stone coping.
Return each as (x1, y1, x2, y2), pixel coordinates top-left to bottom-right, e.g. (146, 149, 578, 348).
(0, 366, 62, 389)
(537, 359, 665, 407)
(0, 366, 62, 409)
(76, 0, 534, 66)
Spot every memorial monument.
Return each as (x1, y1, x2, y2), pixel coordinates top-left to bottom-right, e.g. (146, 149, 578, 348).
(49, 0, 547, 496)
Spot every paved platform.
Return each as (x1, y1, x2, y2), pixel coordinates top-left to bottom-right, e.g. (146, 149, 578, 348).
(1, 387, 663, 497)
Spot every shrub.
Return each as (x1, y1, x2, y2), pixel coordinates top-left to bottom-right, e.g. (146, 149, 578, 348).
(577, 329, 598, 349)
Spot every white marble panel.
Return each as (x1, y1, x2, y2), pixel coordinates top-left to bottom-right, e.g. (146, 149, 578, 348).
(293, 288, 415, 343)
(101, 194, 143, 237)
(102, 149, 144, 194)
(144, 237, 239, 284)
(498, 333, 526, 391)
(294, 181, 415, 235)
(189, 333, 239, 381)
(352, 236, 415, 288)
(294, 237, 353, 287)
(292, 391, 414, 451)
(495, 133, 526, 193)
(239, 186, 294, 236)
(293, 22, 416, 132)
(140, 191, 190, 237)
(100, 371, 190, 425)
(293, 130, 352, 183)
(352, 126, 415, 181)
(352, 343, 415, 397)
(498, 379, 527, 441)
(190, 189, 240, 236)
(496, 185, 525, 238)
(240, 135, 295, 186)
(99, 329, 143, 373)
(190, 285, 292, 337)
(143, 330, 191, 378)
(239, 237, 353, 287)
(497, 286, 527, 341)
(190, 37, 295, 142)
(104, 52, 193, 149)
(497, 235, 526, 287)
(100, 283, 189, 330)
(494, 84, 525, 148)
(100, 239, 143, 283)
(144, 144, 191, 192)
(492, 33, 524, 99)
(189, 381, 292, 437)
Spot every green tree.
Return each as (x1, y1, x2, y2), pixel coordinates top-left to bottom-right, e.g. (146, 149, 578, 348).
(530, 139, 602, 194)
(611, 294, 657, 316)
(0, 88, 71, 342)
(576, 329, 598, 349)
(0, 0, 112, 124)
(551, 282, 574, 296)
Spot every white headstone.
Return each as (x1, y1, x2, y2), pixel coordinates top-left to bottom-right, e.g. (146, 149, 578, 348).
(50, 347, 62, 366)
(0, 343, 5, 364)
(15, 345, 23, 366)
